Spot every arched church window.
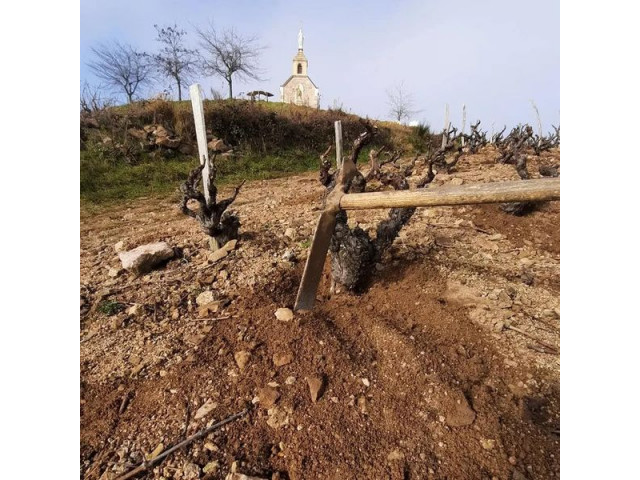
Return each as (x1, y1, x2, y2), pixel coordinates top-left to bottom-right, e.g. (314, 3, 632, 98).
(297, 63, 302, 74)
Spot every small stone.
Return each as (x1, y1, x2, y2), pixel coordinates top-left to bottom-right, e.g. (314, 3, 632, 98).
(554, 307, 560, 318)
(196, 291, 215, 307)
(450, 178, 464, 186)
(282, 250, 296, 262)
(307, 376, 324, 403)
(285, 376, 296, 385)
(114, 240, 125, 252)
(198, 301, 220, 317)
(330, 397, 338, 403)
(194, 399, 217, 419)
(108, 267, 122, 278)
(519, 257, 534, 267)
(204, 442, 217, 451)
(488, 233, 503, 241)
(273, 352, 294, 367)
(234, 351, 251, 371)
(208, 248, 228, 263)
(375, 263, 385, 271)
(284, 228, 295, 239)
(275, 308, 294, 322)
(497, 290, 513, 308)
(357, 395, 368, 414)
(480, 438, 496, 450)
(266, 406, 290, 429)
(159, 370, 167, 377)
(493, 321, 505, 332)
(387, 449, 405, 461)
(509, 456, 517, 465)
(361, 378, 370, 387)
(222, 239, 238, 252)
(110, 316, 124, 331)
(225, 473, 269, 480)
(446, 396, 476, 427)
(182, 462, 201, 479)
(257, 387, 280, 409)
(127, 304, 143, 317)
(203, 461, 219, 474)
(218, 270, 229, 281)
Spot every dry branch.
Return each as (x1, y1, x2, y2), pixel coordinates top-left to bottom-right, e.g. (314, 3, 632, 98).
(114, 409, 248, 480)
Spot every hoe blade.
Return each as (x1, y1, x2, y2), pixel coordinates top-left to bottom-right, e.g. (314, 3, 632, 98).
(294, 210, 337, 310)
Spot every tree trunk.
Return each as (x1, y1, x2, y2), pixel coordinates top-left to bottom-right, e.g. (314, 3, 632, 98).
(227, 77, 233, 99)
(177, 78, 182, 101)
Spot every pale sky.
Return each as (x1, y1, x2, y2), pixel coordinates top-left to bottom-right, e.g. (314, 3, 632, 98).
(80, 0, 559, 133)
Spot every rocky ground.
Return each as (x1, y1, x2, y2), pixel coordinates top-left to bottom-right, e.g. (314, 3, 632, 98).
(80, 146, 560, 480)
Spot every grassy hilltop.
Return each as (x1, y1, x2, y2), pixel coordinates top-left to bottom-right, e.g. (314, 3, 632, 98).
(80, 99, 428, 205)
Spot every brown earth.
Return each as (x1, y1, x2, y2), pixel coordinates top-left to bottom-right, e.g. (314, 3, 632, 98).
(81, 147, 560, 480)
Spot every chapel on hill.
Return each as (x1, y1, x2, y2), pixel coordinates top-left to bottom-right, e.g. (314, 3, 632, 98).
(280, 28, 319, 108)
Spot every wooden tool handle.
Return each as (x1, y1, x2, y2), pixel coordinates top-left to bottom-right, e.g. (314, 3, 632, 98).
(340, 178, 559, 210)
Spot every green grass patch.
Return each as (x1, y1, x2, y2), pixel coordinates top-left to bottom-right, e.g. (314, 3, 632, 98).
(80, 149, 320, 206)
(98, 300, 124, 316)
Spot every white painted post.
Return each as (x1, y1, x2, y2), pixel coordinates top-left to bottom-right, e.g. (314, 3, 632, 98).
(461, 104, 467, 147)
(441, 103, 450, 148)
(189, 83, 211, 203)
(334, 120, 343, 170)
(490, 122, 495, 144)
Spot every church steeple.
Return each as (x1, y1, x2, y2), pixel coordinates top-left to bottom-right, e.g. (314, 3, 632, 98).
(292, 28, 308, 76)
(281, 26, 319, 108)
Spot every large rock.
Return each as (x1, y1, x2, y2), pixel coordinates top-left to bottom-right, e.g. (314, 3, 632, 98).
(155, 135, 182, 149)
(118, 242, 174, 275)
(127, 128, 148, 140)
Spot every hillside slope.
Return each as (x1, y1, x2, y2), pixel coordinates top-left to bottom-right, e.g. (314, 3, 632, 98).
(80, 100, 422, 204)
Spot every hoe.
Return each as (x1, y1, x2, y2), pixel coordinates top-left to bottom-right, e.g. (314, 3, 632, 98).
(294, 155, 560, 310)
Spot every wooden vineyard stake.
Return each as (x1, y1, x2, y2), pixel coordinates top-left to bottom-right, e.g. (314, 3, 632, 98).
(189, 83, 211, 203)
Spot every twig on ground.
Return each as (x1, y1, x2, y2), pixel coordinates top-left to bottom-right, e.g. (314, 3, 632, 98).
(191, 315, 233, 321)
(119, 392, 132, 415)
(527, 343, 559, 355)
(114, 409, 248, 480)
(506, 324, 558, 353)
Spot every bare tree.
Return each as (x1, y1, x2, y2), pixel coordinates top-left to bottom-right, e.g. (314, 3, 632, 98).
(197, 25, 264, 99)
(152, 24, 199, 101)
(386, 82, 419, 123)
(80, 81, 114, 113)
(87, 41, 152, 103)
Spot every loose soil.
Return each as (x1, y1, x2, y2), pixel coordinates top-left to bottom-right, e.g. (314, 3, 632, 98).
(81, 147, 560, 479)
